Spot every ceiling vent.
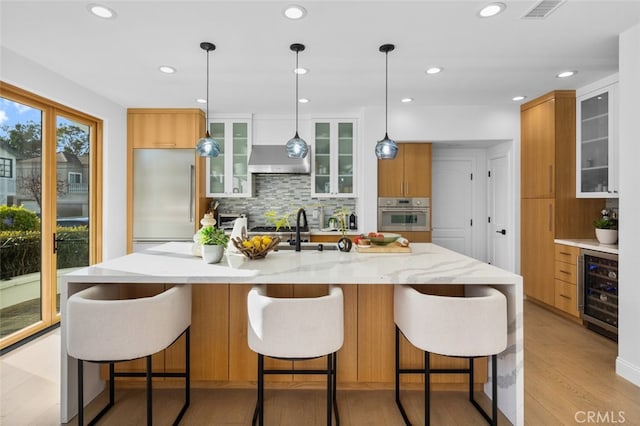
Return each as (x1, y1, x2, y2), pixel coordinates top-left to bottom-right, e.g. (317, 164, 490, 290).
(521, 0, 566, 19)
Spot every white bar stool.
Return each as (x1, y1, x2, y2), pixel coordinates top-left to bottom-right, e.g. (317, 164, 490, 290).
(247, 284, 344, 426)
(394, 285, 507, 425)
(66, 284, 192, 425)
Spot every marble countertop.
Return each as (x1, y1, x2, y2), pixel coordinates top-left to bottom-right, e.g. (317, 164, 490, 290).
(554, 238, 619, 255)
(64, 242, 522, 286)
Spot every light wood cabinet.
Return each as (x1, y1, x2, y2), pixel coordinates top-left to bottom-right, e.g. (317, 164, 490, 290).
(378, 143, 431, 197)
(553, 244, 580, 317)
(520, 91, 604, 308)
(128, 108, 204, 148)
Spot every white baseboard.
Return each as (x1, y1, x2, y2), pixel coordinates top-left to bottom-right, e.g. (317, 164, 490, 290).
(616, 356, 640, 387)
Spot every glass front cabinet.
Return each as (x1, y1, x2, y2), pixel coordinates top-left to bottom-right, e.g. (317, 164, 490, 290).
(312, 119, 356, 197)
(206, 118, 253, 197)
(576, 81, 618, 198)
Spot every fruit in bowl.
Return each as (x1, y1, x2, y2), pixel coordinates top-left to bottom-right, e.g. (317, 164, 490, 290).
(232, 235, 281, 259)
(367, 232, 401, 245)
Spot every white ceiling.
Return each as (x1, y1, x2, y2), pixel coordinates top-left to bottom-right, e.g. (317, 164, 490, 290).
(2, 1, 640, 115)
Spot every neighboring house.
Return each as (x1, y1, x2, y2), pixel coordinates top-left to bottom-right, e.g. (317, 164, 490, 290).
(0, 141, 17, 206)
(14, 151, 88, 216)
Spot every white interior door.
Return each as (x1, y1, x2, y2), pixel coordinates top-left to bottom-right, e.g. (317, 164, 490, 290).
(488, 148, 513, 270)
(432, 158, 473, 256)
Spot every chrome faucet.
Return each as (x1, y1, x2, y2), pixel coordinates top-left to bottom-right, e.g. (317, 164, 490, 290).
(295, 208, 308, 252)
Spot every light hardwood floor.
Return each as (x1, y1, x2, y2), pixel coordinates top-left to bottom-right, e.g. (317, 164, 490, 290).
(1, 300, 639, 425)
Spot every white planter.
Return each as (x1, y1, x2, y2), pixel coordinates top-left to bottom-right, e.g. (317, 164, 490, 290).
(201, 244, 224, 263)
(595, 228, 618, 245)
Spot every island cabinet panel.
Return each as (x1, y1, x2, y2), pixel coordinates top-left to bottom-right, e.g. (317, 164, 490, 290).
(165, 285, 229, 380)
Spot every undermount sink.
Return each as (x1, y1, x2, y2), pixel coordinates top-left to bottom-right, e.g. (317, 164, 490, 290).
(274, 242, 338, 251)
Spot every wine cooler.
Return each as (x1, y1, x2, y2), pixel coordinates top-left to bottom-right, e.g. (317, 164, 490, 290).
(578, 249, 618, 340)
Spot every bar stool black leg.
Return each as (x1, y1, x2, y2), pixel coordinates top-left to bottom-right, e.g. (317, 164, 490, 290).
(492, 354, 498, 426)
(146, 355, 152, 426)
(327, 354, 332, 425)
(425, 351, 431, 426)
(78, 359, 84, 426)
(332, 352, 340, 425)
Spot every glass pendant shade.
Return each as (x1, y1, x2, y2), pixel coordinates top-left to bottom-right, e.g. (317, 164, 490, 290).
(285, 132, 309, 158)
(286, 43, 308, 159)
(195, 132, 220, 157)
(196, 41, 219, 157)
(375, 43, 399, 160)
(375, 133, 398, 159)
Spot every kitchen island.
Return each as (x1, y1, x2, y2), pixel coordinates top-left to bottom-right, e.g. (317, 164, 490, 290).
(60, 242, 523, 425)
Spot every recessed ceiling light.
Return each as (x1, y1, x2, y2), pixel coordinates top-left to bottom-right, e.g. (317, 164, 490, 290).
(478, 2, 506, 18)
(556, 70, 577, 78)
(196, 98, 207, 104)
(159, 66, 176, 74)
(401, 98, 413, 103)
(294, 67, 308, 75)
(298, 98, 309, 103)
(512, 95, 526, 102)
(88, 4, 116, 19)
(283, 5, 307, 20)
(425, 67, 443, 75)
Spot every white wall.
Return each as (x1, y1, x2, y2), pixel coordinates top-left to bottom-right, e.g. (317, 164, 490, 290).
(1, 47, 128, 260)
(616, 24, 640, 387)
(358, 104, 521, 264)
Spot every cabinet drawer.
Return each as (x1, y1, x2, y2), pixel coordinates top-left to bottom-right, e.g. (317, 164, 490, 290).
(554, 244, 580, 265)
(554, 280, 579, 317)
(554, 260, 577, 284)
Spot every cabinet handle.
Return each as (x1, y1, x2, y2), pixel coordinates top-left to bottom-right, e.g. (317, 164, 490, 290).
(548, 165, 553, 194)
(559, 251, 571, 256)
(548, 203, 553, 232)
(405, 181, 409, 195)
(154, 142, 177, 147)
(559, 270, 570, 274)
(559, 294, 571, 300)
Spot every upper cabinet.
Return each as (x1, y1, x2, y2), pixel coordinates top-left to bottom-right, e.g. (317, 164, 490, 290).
(205, 118, 253, 197)
(128, 108, 204, 149)
(576, 77, 619, 198)
(378, 143, 432, 198)
(311, 119, 356, 197)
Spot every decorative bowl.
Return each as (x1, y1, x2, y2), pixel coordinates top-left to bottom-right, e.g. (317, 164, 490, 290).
(232, 235, 281, 259)
(369, 232, 401, 245)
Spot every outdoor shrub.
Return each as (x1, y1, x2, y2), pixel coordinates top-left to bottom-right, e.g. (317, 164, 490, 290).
(0, 205, 40, 231)
(0, 227, 88, 279)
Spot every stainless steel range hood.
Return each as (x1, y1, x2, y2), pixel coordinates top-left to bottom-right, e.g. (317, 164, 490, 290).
(247, 145, 311, 174)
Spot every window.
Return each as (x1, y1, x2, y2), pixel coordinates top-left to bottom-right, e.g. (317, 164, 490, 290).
(0, 157, 12, 178)
(68, 171, 82, 183)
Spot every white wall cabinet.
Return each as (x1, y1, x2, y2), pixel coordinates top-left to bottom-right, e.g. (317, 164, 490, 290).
(311, 119, 356, 198)
(205, 118, 253, 197)
(576, 77, 619, 198)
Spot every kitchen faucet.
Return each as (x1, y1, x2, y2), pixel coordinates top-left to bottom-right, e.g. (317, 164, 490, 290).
(295, 208, 308, 252)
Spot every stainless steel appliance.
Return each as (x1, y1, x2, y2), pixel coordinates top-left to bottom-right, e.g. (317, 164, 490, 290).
(132, 149, 196, 251)
(218, 212, 246, 231)
(578, 249, 618, 339)
(378, 197, 430, 231)
(247, 145, 311, 174)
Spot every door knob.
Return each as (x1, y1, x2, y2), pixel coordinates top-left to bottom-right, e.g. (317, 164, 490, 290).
(496, 229, 506, 235)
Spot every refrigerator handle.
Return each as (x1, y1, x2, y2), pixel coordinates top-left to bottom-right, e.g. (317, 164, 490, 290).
(189, 164, 195, 223)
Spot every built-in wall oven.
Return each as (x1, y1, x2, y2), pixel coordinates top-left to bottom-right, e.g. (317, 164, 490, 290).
(378, 197, 430, 232)
(578, 249, 618, 340)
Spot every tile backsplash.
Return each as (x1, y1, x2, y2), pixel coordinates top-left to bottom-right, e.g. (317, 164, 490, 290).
(211, 174, 356, 229)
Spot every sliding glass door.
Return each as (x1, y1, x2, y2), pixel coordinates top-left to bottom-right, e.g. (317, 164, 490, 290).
(0, 83, 102, 349)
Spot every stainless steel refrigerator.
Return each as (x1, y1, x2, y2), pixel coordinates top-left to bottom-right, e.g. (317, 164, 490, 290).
(132, 149, 196, 251)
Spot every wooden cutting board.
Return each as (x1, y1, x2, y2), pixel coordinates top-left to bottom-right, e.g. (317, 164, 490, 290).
(355, 241, 411, 253)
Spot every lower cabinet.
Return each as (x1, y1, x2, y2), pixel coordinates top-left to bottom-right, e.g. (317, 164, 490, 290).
(553, 244, 580, 318)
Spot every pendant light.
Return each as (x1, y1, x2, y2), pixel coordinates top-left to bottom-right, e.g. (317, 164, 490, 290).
(195, 41, 221, 157)
(375, 43, 399, 160)
(285, 43, 309, 158)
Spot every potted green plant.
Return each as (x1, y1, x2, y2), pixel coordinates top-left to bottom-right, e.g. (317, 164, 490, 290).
(334, 206, 353, 252)
(197, 225, 230, 263)
(593, 209, 618, 244)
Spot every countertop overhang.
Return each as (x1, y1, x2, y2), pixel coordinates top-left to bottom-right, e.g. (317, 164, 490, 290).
(65, 242, 522, 286)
